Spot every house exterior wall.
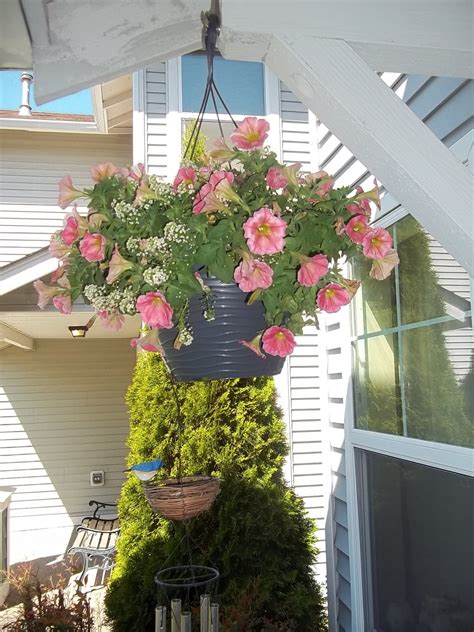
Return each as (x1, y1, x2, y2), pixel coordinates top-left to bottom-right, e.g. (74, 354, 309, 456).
(320, 76, 473, 631)
(0, 339, 135, 564)
(0, 130, 132, 267)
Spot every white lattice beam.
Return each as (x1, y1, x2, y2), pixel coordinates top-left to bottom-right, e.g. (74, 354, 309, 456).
(222, 0, 473, 78)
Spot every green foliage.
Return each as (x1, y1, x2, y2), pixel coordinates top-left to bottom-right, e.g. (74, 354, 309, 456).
(105, 355, 327, 631)
(181, 123, 208, 163)
(45, 126, 386, 355)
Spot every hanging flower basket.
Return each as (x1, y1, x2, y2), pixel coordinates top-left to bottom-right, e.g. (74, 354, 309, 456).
(159, 275, 285, 381)
(35, 117, 399, 380)
(143, 476, 221, 521)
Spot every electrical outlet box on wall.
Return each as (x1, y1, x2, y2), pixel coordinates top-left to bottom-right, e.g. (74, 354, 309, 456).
(90, 471, 105, 487)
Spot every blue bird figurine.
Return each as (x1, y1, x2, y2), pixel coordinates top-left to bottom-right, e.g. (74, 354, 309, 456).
(125, 458, 164, 481)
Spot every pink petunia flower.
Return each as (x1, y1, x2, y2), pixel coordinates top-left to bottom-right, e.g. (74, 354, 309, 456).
(58, 175, 85, 209)
(49, 232, 72, 260)
(305, 170, 329, 183)
(317, 283, 351, 313)
(61, 205, 88, 246)
(346, 215, 370, 244)
(91, 162, 118, 182)
(240, 334, 266, 358)
(262, 326, 296, 357)
(136, 292, 174, 329)
(79, 233, 107, 262)
(234, 258, 273, 292)
(266, 167, 288, 190)
(209, 138, 236, 161)
(209, 170, 234, 189)
(230, 117, 270, 150)
(52, 294, 72, 315)
(369, 248, 399, 280)
(98, 310, 125, 332)
(312, 177, 334, 198)
(297, 254, 329, 287)
(50, 266, 66, 283)
(243, 208, 287, 255)
(33, 280, 65, 310)
(362, 228, 393, 259)
(130, 327, 163, 353)
(172, 166, 196, 190)
(130, 163, 146, 181)
(106, 245, 134, 284)
(193, 183, 213, 214)
(61, 216, 79, 246)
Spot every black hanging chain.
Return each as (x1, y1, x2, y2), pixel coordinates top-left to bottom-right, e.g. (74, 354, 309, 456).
(183, 11, 238, 162)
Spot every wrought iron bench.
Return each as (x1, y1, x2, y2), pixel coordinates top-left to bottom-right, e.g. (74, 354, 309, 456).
(67, 499, 120, 585)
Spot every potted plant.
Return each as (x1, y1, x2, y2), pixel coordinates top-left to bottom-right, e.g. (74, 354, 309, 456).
(34, 117, 398, 380)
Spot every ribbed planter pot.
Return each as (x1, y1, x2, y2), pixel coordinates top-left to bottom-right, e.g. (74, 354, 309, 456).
(159, 276, 286, 381)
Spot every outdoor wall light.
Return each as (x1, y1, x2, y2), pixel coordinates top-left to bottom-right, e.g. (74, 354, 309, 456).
(68, 315, 97, 338)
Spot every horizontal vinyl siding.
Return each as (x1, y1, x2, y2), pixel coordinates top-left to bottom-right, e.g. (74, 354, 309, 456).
(280, 83, 312, 170)
(287, 326, 327, 578)
(0, 131, 132, 267)
(145, 63, 168, 177)
(318, 74, 473, 193)
(324, 315, 352, 632)
(0, 339, 135, 560)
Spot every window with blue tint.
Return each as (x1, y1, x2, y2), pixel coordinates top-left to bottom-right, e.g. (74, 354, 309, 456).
(0, 70, 93, 114)
(181, 54, 265, 115)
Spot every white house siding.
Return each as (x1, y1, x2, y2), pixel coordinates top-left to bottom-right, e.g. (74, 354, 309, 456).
(0, 339, 135, 563)
(0, 130, 132, 267)
(280, 82, 313, 171)
(282, 326, 328, 580)
(319, 74, 474, 631)
(145, 63, 168, 178)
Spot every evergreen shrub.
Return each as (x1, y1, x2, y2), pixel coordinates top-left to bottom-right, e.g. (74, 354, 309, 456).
(105, 354, 327, 631)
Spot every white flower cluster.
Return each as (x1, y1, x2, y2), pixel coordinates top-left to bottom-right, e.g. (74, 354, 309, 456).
(112, 199, 150, 226)
(148, 175, 174, 200)
(176, 326, 193, 347)
(143, 266, 169, 288)
(163, 222, 193, 246)
(84, 284, 137, 315)
(126, 237, 141, 254)
(142, 236, 170, 259)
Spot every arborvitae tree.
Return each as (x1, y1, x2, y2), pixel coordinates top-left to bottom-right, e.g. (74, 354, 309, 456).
(105, 355, 327, 631)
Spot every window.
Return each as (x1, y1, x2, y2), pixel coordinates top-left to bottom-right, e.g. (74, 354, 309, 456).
(358, 451, 474, 632)
(353, 214, 473, 447)
(181, 54, 265, 115)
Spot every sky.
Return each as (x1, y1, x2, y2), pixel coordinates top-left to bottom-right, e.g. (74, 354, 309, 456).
(0, 70, 93, 114)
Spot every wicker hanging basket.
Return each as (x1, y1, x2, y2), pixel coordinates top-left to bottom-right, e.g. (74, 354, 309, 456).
(143, 476, 221, 521)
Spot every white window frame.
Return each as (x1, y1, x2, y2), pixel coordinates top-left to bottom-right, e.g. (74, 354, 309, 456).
(343, 130, 474, 630)
(176, 56, 282, 159)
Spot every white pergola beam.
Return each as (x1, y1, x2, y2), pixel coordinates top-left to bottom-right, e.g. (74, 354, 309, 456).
(0, 322, 34, 351)
(21, 0, 207, 104)
(260, 36, 473, 274)
(222, 0, 473, 78)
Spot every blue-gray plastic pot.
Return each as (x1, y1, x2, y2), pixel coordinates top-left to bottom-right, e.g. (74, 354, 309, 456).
(159, 277, 286, 382)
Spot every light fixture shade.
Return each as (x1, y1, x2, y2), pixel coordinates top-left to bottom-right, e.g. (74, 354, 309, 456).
(68, 326, 88, 338)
